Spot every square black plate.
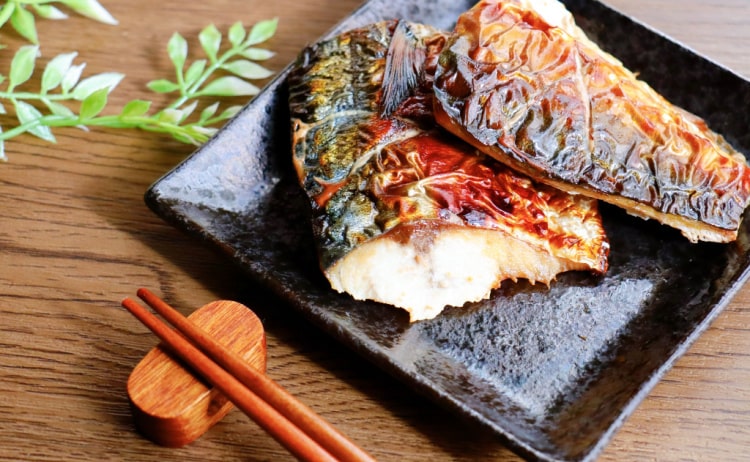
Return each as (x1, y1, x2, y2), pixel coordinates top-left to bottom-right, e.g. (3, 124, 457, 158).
(144, 1, 750, 460)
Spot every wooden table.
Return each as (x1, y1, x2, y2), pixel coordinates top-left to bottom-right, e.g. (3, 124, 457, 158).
(2, 0, 748, 460)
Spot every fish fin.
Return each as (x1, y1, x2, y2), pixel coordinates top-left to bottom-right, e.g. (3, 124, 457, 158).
(380, 21, 427, 117)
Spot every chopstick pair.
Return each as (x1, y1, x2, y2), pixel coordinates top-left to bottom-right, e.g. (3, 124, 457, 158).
(122, 288, 375, 462)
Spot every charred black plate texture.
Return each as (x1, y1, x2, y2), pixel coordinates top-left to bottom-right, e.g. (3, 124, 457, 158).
(144, 1, 750, 461)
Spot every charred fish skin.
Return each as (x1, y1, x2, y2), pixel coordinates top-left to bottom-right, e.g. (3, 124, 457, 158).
(289, 21, 423, 268)
(289, 21, 609, 320)
(288, 21, 394, 195)
(433, 0, 750, 243)
(289, 21, 461, 269)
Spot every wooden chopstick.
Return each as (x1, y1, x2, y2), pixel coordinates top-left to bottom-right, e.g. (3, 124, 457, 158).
(121, 296, 336, 461)
(122, 289, 375, 462)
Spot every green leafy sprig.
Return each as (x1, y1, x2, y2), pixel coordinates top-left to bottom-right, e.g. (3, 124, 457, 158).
(0, 18, 277, 160)
(0, 0, 117, 44)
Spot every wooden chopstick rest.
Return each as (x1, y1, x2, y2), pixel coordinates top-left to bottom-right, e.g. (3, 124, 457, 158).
(127, 300, 266, 447)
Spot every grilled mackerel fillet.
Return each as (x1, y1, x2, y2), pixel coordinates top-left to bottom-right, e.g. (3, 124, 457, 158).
(289, 21, 608, 321)
(432, 0, 750, 243)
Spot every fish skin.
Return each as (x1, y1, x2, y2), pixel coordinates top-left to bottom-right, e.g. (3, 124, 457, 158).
(432, 0, 750, 243)
(289, 20, 609, 320)
(289, 21, 421, 267)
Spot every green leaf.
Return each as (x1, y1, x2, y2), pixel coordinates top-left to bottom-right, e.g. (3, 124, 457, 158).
(192, 125, 218, 137)
(0, 3, 16, 31)
(119, 99, 152, 117)
(170, 130, 202, 145)
(41, 52, 78, 93)
(239, 47, 275, 61)
(61, 63, 86, 94)
(184, 59, 206, 86)
(10, 6, 38, 44)
(8, 45, 39, 91)
(198, 24, 221, 62)
(167, 32, 188, 71)
(221, 60, 273, 80)
(43, 99, 76, 117)
(245, 18, 277, 46)
(146, 79, 180, 93)
(198, 76, 259, 97)
(198, 101, 219, 123)
(72, 72, 124, 100)
(61, 0, 118, 25)
(216, 105, 243, 120)
(79, 87, 109, 119)
(15, 101, 56, 142)
(228, 22, 245, 47)
(157, 108, 183, 124)
(178, 100, 198, 121)
(33, 4, 69, 20)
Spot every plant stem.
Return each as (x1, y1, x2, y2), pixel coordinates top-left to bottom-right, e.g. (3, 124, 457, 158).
(11, 1, 54, 6)
(0, 112, 211, 143)
(0, 91, 72, 101)
(168, 45, 242, 110)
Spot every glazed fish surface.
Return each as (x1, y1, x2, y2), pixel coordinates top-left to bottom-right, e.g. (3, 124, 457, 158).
(431, 0, 750, 243)
(288, 21, 609, 321)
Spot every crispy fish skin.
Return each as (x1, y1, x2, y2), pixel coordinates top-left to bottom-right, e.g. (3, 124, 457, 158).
(289, 21, 609, 321)
(433, 0, 750, 243)
(289, 20, 416, 268)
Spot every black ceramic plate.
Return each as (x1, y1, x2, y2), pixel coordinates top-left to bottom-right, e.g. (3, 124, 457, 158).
(144, 1, 750, 461)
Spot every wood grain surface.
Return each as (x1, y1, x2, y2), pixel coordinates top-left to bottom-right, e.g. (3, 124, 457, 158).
(1, 0, 748, 461)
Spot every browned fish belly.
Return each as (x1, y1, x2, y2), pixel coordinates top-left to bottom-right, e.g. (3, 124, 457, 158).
(432, 0, 750, 243)
(289, 21, 609, 321)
